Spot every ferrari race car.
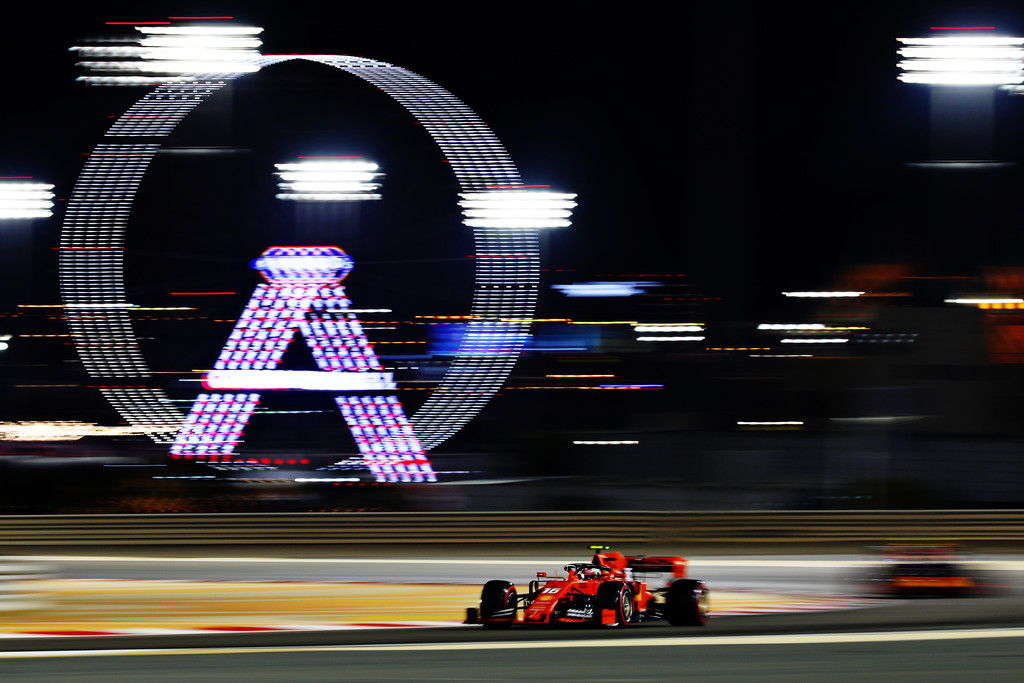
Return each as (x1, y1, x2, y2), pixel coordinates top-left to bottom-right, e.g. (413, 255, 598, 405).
(465, 547, 709, 628)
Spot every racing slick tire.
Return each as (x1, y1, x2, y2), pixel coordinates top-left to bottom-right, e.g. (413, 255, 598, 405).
(595, 581, 634, 627)
(480, 580, 517, 629)
(666, 579, 709, 626)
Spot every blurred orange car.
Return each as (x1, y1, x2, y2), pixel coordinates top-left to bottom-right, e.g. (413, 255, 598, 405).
(866, 542, 984, 597)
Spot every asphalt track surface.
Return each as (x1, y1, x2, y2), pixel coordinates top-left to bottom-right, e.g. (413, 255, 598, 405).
(1, 554, 1023, 681)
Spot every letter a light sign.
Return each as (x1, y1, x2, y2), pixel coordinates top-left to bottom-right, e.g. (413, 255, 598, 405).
(170, 246, 437, 483)
(58, 23, 577, 475)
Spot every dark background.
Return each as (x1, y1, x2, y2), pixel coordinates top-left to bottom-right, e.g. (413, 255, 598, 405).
(4, 3, 1023, 305)
(3, 3, 1024, 511)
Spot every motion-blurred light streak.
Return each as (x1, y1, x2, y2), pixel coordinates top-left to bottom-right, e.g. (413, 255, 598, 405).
(0, 181, 54, 219)
(737, 421, 804, 430)
(72, 25, 263, 85)
(572, 440, 639, 445)
(898, 35, 1024, 85)
(782, 291, 864, 298)
(459, 191, 576, 228)
(635, 336, 705, 342)
(275, 159, 383, 201)
(633, 325, 704, 332)
(0, 421, 147, 440)
(946, 297, 1024, 305)
(553, 282, 659, 297)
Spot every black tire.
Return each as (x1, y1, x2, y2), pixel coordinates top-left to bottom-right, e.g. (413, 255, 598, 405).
(595, 581, 634, 627)
(480, 580, 517, 629)
(666, 579, 709, 626)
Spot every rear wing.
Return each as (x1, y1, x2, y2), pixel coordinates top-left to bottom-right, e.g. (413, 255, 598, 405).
(589, 546, 687, 580)
(625, 556, 687, 579)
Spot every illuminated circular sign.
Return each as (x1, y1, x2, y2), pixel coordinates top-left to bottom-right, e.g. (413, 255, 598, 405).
(58, 52, 560, 453)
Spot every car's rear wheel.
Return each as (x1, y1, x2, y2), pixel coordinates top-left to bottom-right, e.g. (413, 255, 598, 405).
(480, 580, 517, 629)
(666, 579, 709, 626)
(596, 581, 633, 627)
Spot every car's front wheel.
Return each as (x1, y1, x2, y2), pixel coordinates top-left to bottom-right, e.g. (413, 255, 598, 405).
(596, 581, 634, 627)
(480, 580, 517, 629)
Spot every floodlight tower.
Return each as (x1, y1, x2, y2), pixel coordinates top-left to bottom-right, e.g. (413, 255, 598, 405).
(898, 33, 1024, 157)
(896, 31, 1024, 276)
(893, 28, 1024, 440)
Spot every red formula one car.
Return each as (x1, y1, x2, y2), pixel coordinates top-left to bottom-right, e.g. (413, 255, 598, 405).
(466, 547, 709, 628)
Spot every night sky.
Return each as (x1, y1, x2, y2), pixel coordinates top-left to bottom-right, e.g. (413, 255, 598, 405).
(5, 4, 1024, 301)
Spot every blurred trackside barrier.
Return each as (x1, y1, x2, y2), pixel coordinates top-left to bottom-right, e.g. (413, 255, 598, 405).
(0, 510, 1022, 547)
(0, 559, 53, 610)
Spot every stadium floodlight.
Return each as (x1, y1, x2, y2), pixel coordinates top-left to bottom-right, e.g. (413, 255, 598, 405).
(274, 159, 383, 201)
(72, 24, 264, 85)
(460, 190, 576, 228)
(897, 35, 1024, 85)
(0, 181, 54, 219)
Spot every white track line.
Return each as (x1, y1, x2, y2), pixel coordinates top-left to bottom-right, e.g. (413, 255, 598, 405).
(2, 627, 1024, 658)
